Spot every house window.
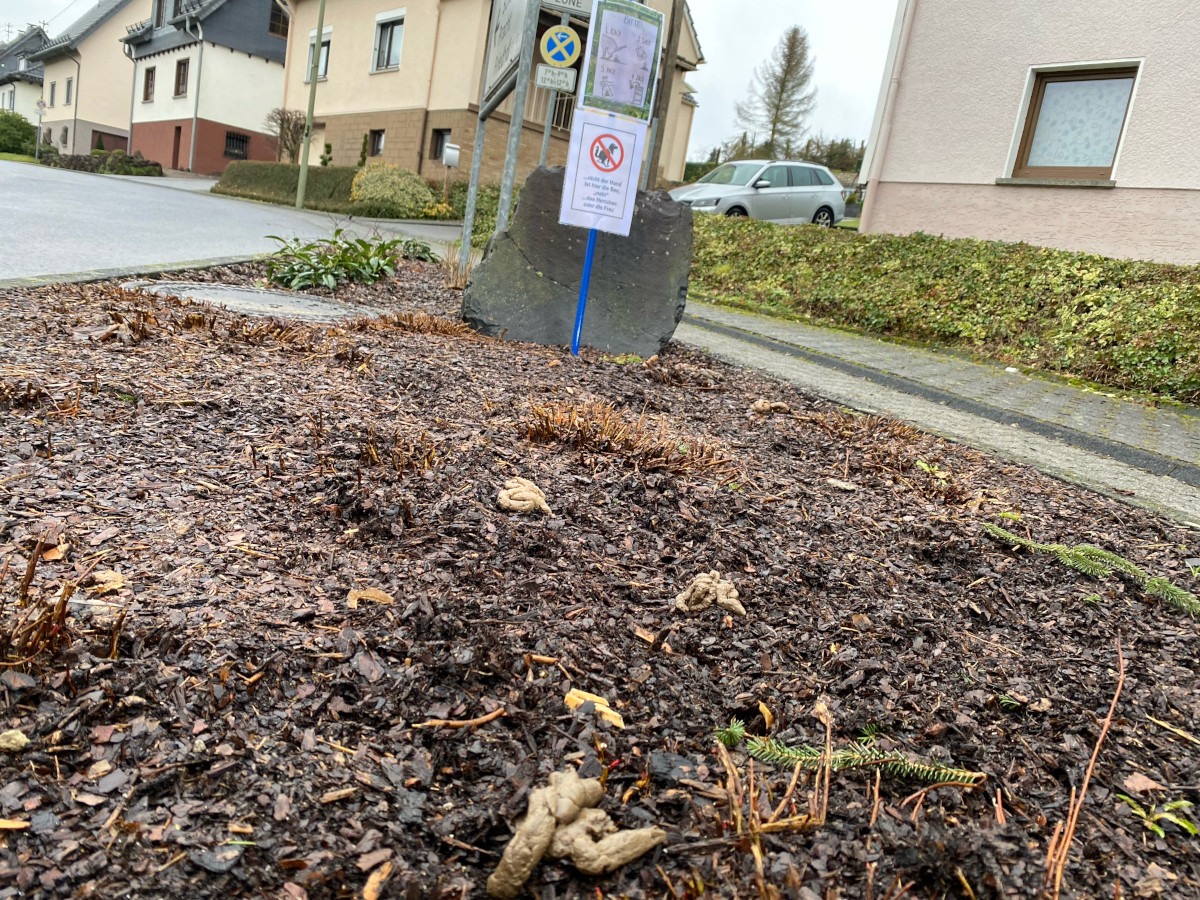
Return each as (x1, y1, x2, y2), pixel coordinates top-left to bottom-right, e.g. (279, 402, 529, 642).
(48, 81, 55, 106)
(368, 129, 386, 156)
(64, 77, 72, 105)
(306, 30, 331, 81)
(225, 131, 249, 159)
(430, 128, 450, 159)
(154, 0, 166, 28)
(373, 14, 404, 71)
(269, 3, 289, 38)
(143, 67, 156, 101)
(174, 58, 189, 97)
(1013, 67, 1138, 180)
(60, 126, 68, 145)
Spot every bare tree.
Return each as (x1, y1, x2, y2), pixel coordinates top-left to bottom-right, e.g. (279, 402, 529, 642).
(264, 108, 306, 163)
(733, 26, 816, 159)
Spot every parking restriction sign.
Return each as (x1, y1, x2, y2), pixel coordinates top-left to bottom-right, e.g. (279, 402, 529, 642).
(540, 24, 581, 68)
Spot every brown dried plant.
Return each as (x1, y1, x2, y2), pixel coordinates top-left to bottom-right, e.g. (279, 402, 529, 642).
(520, 400, 737, 477)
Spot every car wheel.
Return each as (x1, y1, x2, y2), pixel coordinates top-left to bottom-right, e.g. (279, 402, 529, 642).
(813, 207, 834, 228)
(725, 207, 748, 218)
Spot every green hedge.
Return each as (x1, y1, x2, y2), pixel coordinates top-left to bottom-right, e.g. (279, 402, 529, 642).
(691, 216, 1200, 402)
(213, 161, 358, 212)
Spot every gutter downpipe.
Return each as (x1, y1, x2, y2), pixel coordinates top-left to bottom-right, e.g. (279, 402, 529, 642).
(418, 0, 444, 173)
(859, 0, 916, 233)
(123, 41, 137, 156)
(183, 14, 205, 172)
(69, 50, 81, 154)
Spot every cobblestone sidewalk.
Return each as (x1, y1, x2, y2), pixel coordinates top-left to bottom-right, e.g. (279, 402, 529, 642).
(677, 301, 1200, 525)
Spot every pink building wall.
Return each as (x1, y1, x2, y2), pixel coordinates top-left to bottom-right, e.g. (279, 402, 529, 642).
(860, 0, 1200, 264)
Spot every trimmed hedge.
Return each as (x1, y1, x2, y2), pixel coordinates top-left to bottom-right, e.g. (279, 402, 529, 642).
(213, 161, 359, 211)
(44, 149, 163, 176)
(350, 164, 435, 218)
(692, 215, 1200, 402)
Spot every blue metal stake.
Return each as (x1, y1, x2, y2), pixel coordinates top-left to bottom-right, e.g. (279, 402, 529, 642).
(571, 228, 598, 356)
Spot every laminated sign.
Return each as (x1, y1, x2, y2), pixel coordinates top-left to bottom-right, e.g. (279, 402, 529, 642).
(559, 108, 646, 236)
(577, 0, 664, 123)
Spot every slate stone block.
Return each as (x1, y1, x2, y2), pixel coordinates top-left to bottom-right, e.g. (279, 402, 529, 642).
(462, 166, 693, 357)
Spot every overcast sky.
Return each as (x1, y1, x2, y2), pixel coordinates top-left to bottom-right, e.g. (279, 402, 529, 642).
(3, 0, 899, 161)
(684, 0, 897, 160)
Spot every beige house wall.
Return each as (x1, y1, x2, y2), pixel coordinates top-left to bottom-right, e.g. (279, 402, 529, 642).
(40, 0, 153, 155)
(286, 0, 697, 186)
(1, 81, 43, 126)
(861, 0, 1200, 262)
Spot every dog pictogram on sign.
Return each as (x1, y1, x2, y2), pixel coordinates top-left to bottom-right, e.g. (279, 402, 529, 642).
(590, 134, 624, 172)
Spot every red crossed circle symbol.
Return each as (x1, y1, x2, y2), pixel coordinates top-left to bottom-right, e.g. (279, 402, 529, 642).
(590, 134, 624, 172)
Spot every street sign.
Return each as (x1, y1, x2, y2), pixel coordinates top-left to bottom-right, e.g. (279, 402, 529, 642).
(543, 0, 590, 17)
(577, 0, 663, 123)
(539, 24, 581, 67)
(536, 63, 577, 92)
(483, 0, 530, 104)
(559, 108, 646, 236)
(35, 99, 46, 115)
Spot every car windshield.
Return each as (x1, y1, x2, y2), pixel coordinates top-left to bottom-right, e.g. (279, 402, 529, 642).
(696, 163, 761, 186)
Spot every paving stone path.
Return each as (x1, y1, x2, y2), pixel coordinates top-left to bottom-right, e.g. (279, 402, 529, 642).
(127, 281, 383, 324)
(678, 301, 1200, 526)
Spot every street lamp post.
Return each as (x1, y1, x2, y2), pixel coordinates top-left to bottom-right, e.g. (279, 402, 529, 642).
(295, 0, 328, 210)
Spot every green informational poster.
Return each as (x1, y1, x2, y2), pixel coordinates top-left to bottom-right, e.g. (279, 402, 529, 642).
(578, 0, 664, 123)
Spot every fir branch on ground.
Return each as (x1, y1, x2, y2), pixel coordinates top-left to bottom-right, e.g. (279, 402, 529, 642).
(715, 720, 985, 786)
(982, 524, 1200, 616)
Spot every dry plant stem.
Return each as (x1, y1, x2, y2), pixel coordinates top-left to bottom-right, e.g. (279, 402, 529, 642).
(1046, 640, 1126, 900)
(995, 788, 1007, 825)
(17, 529, 46, 605)
(413, 707, 505, 729)
(768, 760, 806, 824)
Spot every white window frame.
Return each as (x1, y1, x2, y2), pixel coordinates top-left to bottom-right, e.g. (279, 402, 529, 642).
(305, 25, 332, 82)
(64, 77, 72, 105)
(370, 7, 405, 74)
(1003, 57, 1144, 181)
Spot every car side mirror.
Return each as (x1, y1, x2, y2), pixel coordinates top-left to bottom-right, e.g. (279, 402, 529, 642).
(752, 179, 771, 189)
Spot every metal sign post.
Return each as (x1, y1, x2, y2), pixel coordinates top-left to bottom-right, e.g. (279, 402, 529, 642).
(495, 0, 541, 235)
(538, 13, 578, 166)
(458, 0, 536, 274)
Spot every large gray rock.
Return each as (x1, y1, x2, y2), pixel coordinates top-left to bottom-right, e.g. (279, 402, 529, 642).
(462, 166, 692, 357)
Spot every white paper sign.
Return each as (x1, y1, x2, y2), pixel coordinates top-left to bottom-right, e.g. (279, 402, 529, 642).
(559, 108, 647, 236)
(577, 0, 663, 122)
(536, 63, 577, 92)
(483, 0, 529, 103)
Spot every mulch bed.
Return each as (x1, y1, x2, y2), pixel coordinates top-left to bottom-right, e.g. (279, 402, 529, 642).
(1, 261, 1198, 900)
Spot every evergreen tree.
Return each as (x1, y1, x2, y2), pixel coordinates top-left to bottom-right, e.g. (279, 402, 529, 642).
(734, 26, 816, 159)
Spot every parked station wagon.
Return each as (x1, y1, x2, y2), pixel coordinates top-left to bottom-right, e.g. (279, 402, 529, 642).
(669, 159, 847, 226)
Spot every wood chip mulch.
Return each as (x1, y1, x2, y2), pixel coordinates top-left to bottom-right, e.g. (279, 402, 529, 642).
(0, 261, 1198, 899)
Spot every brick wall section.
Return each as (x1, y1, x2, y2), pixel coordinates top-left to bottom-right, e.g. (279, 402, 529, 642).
(317, 106, 570, 184)
(132, 118, 277, 175)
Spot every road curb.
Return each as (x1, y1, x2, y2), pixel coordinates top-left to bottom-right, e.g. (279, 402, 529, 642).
(0, 255, 266, 291)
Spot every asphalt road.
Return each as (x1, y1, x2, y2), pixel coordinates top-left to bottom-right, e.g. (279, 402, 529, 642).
(0, 161, 463, 283)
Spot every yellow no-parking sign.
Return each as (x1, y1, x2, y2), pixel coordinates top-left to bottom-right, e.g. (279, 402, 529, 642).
(540, 25, 582, 68)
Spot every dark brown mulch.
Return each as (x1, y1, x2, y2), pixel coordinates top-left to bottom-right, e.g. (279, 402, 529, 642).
(0, 263, 1198, 900)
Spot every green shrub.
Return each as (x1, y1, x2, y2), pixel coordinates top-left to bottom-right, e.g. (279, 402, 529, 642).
(265, 228, 433, 290)
(683, 160, 718, 183)
(350, 164, 435, 219)
(320, 142, 332, 166)
(691, 216, 1200, 402)
(0, 110, 35, 155)
(214, 161, 358, 211)
(358, 133, 368, 168)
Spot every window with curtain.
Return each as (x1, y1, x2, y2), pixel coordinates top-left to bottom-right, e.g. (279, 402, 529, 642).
(1014, 67, 1137, 179)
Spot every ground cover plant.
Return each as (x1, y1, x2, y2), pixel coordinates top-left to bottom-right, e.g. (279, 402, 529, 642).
(264, 230, 434, 289)
(692, 215, 1200, 403)
(0, 262, 1198, 898)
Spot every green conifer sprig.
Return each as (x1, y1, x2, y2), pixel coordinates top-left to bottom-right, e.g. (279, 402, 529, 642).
(715, 720, 985, 785)
(982, 524, 1200, 616)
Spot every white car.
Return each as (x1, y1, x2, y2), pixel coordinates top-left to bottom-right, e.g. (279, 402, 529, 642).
(669, 159, 847, 226)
